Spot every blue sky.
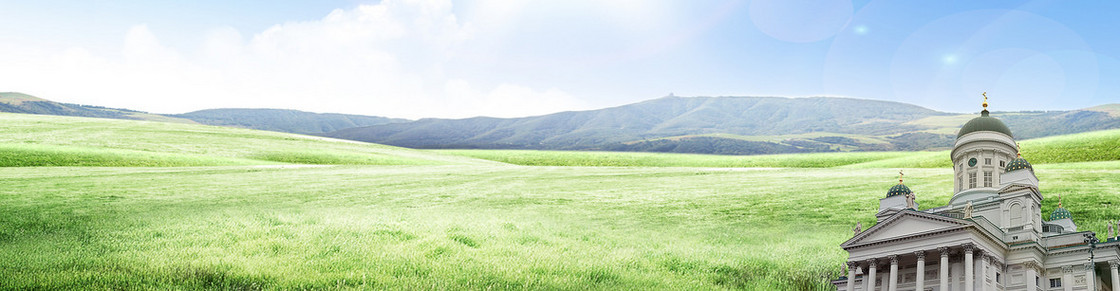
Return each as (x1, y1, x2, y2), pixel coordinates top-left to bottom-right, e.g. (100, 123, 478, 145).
(1, 0, 1117, 118)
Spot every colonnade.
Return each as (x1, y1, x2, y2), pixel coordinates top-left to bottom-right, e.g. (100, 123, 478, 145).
(844, 244, 1003, 291)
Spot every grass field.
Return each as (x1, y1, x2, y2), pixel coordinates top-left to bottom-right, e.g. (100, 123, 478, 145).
(438, 128, 1120, 169)
(2, 113, 1119, 289)
(0, 113, 488, 167)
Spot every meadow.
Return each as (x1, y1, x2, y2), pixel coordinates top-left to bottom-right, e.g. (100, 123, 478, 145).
(2, 113, 1119, 289)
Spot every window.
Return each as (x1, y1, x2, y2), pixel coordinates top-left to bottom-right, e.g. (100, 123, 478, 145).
(985, 158, 991, 165)
(995, 272, 1001, 284)
(958, 176, 963, 189)
(983, 171, 992, 187)
(969, 172, 977, 188)
(1050, 278, 1062, 288)
(1036, 276, 1040, 287)
(1000, 160, 1005, 167)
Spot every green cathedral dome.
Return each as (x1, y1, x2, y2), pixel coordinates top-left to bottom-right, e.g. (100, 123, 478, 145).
(1005, 157, 1033, 173)
(957, 110, 1013, 139)
(1050, 206, 1072, 220)
(887, 183, 912, 197)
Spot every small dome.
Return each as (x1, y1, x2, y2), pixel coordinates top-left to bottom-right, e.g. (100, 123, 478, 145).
(1005, 157, 1033, 173)
(887, 183, 912, 197)
(1050, 206, 1072, 220)
(957, 110, 1013, 139)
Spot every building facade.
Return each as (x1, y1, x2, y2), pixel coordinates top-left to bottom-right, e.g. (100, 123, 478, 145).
(833, 100, 1120, 291)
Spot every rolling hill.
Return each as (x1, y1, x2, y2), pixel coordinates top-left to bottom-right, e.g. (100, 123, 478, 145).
(0, 112, 489, 167)
(324, 96, 1120, 154)
(0, 92, 198, 124)
(171, 108, 408, 134)
(0, 92, 407, 135)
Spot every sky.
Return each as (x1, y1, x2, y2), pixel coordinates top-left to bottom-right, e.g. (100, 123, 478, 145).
(1, 0, 1118, 119)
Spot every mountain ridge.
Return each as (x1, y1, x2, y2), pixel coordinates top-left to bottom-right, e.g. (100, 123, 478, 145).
(323, 95, 1120, 155)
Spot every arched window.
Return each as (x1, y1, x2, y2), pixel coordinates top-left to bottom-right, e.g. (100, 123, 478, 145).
(1009, 202, 1023, 226)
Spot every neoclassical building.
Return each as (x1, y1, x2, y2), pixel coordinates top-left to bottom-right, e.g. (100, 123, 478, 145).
(833, 99, 1120, 291)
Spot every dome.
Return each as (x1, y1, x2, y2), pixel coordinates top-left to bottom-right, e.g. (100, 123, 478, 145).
(956, 110, 1013, 139)
(1005, 157, 1033, 173)
(887, 183, 912, 197)
(1051, 206, 1072, 220)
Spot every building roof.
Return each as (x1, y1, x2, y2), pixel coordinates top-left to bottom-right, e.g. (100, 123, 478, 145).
(887, 183, 911, 197)
(956, 110, 1013, 139)
(1005, 157, 1033, 173)
(1051, 206, 1072, 220)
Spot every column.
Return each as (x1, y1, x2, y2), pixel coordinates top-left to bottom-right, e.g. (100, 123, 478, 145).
(866, 259, 877, 291)
(1063, 265, 1074, 291)
(979, 254, 988, 291)
(939, 247, 950, 291)
(1085, 263, 1095, 291)
(847, 262, 857, 291)
(915, 251, 925, 291)
(1023, 262, 1038, 291)
(1109, 261, 1119, 291)
(964, 244, 974, 291)
(888, 255, 898, 291)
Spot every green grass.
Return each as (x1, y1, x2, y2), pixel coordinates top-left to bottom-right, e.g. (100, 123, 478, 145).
(0, 113, 490, 167)
(439, 128, 1120, 169)
(3, 165, 1118, 289)
(2, 113, 1120, 289)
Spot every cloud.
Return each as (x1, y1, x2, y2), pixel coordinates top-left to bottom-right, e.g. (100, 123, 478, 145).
(0, 0, 587, 119)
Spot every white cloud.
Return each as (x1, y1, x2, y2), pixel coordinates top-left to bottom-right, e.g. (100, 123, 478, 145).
(0, 0, 588, 119)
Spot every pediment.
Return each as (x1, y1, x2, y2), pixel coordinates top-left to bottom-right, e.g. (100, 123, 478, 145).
(843, 211, 969, 249)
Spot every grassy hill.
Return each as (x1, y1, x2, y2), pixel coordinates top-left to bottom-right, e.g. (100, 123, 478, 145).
(325, 96, 1120, 154)
(0, 92, 199, 124)
(435, 127, 1120, 168)
(172, 108, 408, 135)
(0, 113, 487, 166)
(0, 92, 407, 135)
(2, 113, 1119, 289)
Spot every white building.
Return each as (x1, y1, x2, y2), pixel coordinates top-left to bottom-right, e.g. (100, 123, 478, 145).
(833, 100, 1120, 291)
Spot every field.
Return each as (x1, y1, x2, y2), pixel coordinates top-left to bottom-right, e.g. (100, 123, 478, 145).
(2, 113, 1119, 289)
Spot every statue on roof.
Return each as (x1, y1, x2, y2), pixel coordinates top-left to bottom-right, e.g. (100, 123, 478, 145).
(964, 201, 974, 219)
(853, 222, 862, 236)
(905, 192, 916, 210)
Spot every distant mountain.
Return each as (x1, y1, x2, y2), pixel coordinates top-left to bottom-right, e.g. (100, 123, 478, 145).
(172, 109, 408, 135)
(0, 92, 407, 135)
(323, 96, 1120, 155)
(0, 92, 197, 124)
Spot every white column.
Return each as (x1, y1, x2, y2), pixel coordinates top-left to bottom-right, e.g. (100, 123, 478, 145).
(1110, 261, 1119, 291)
(1063, 265, 1074, 291)
(1024, 262, 1038, 291)
(964, 244, 974, 291)
(1085, 263, 1095, 291)
(979, 254, 988, 291)
(888, 255, 898, 291)
(847, 262, 857, 291)
(915, 251, 925, 291)
(939, 247, 950, 291)
(866, 259, 877, 291)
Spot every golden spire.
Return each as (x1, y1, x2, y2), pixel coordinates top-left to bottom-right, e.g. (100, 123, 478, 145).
(1016, 142, 1021, 158)
(982, 92, 988, 109)
(898, 169, 904, 184)
(1058, 194, 1063, 208)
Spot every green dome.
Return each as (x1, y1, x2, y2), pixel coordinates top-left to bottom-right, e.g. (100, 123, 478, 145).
(887, 183, 912, 197)
(1051, 206, 1072, 220)
(1005, 157, 1033, 173)
(957, 110, 1013, 139)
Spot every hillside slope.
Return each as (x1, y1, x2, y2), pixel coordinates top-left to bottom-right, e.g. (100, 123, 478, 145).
(325, 96, 1120, 154)
(325, 96, 949, 154)
(0, 92, 197, 124)
(0, 92, 407, 135)
(172, 108, 408, 135)
(0, 113, 490, 166)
